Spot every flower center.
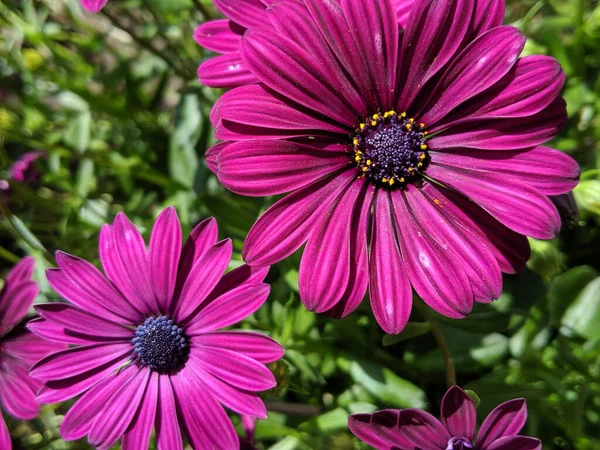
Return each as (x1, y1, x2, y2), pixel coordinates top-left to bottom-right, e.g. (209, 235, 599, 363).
(446, 437, 474, 450)
(132, 315, 189, 373)
(352, 111, 429, 188)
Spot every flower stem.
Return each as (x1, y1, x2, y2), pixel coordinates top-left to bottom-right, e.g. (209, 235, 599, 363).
(415, 300, 457, 388)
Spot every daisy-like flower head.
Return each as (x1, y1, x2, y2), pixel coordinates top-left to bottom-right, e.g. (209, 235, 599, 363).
(81, 0, 109, 13)
(349, 386, 540, 450)
(0, 257, 64, 450)
(195, 0, 417, 88)
(206, 0, 580, 334)
(29, 208, 284, 450)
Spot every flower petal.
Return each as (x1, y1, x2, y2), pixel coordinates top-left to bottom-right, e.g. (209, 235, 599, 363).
(440, 386, 476, 440)
(122, 372, 159, 450)
(397, 409, 450, 449)
(27, 318, 102, 345)
(204, 264, 269, 306)
(217, 140, 350, 196)
(187, 283, 269, 334)
(477, 398, 527, 449)
(0, 417, 9, 450)
(0, 280, 37, 334)
(199, 52, 258, 88)
(243, 169, 355, 266)
(369, 191, 412, 334)
(81, 0, 108, 13)
(371, 409, 414, 448)
(194, 331, 284, 363)
(149, 207, 182, 313)
(426, 164, 561, 239)
(4, 256, 34, 286)
(348, 412, 396, 450)
(470, 0, 505, 37)
(194, 20, 243, 54)
(156, 376, 183, 450)
(0, 373, 39, 420)
(485, 436, 541, 450)
(213, 0, 266, 29)
(397, 0, 474, 111)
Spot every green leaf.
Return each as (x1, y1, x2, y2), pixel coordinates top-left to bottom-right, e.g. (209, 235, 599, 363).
(549, 266, 599, 326)
(562, 277, 600, 339)
(382, 322, 431, 346)
(63, 111, 91, 153)
(169, 92, 202, 189)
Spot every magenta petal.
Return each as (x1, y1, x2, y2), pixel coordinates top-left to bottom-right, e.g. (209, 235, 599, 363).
(369, 191, 412, 334)
(88, 368, 150, 449)
(122, 372, 159, 450)
(371, 409, 414, 448)
(348, 413, 396, 450)
(397, 0, 474, 111)
(420, 26, 525, 126)
(187, 283, 270, 334)
(1, 373, 39, 420)
(30, 343, 131, 381)
(206, 142, 229, 174)
(390, 188, 473, 318)
(172, 369, 239, 450)
(477, 398, 527, 449)
(440, 386, 476, 440)
(173, 239, 232, 323)
(81, 0, 108, 13)
(175, 217, 218, 297)
(2, 331, 64, 364)
(60, 365, 137, 441)
(27, 318, 99, 345)
(198, 52, 258, 88)
(241, 29, 357, 127)
(35, 303, 132, 339)
(471, 0, 506, 37)
(217, 140, 350, 196)
(188, 356, 268, 418)
(4, 256, 34, 286)
(50, 252, 141, 323)
(212, 84, 348, 136)
(420, 183, 530, 274)
(485, 436, 542, 450)
(194, 346, 276, 392)
(243, 169, 355, 266)
(194, 331, 284, 363)
(397, 409, 450, 449)
(204, 264, 269, 306)
(149, 207, 182, 313)
(426, 164, 561, 240)
(430, 97, 567, 150)
(0, 416, 9, 450)
(213, 0, 266, 29)
(194, 20, 243, 54)
(0, 280, 37, 334)
(403, 185, 502, 303)
(299, 179, 368, 313)
(394, 0, 413, 27)
(156, 376, 183, 450)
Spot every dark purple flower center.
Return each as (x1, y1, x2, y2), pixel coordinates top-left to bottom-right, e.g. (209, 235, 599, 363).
(352, 111, 429, 188)
(446, 437, 474, 450)
(133, 315, 189, 373)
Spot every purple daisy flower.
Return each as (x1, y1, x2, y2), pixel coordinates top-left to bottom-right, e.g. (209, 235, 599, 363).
(348, 386, 541, 450)
(29, 208, 283, 450)
(8, 151, 44, 184)
(0, 257, 64, 450)
(195, 0, 416, 88)
(81, 0, 109, 13)
(206, 0, 580, 334)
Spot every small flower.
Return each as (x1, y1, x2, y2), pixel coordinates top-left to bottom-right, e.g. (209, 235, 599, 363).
(81, 0, 109, 13)
(8, 151, 44, 184)
(0, 257, 64, 450)
(195, 0, 415, 88)
(349, 386, 541, 450)
(240, 415, 257, 450)
(29, 208, 284, 450)
(205, 0, 579, 334)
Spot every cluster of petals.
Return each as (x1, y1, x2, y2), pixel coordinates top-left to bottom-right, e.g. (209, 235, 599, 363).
(28, 208, 284, 450)
(0, 257, 64, 450)
(199, 0, 580, 334)
(349, 386, 541, 450)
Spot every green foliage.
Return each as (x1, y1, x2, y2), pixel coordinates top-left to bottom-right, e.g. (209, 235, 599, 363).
(1, 0, 600, 449)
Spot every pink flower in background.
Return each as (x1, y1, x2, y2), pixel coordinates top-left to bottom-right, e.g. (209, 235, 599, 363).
(8, 151, 44, 184)
(349, 386, 541, 450)
(29, 208, 283, 450)
(81, 0, 109, 13)
(240, 415, 257, 450)
(195, 0, 417, 88)
(205, 0, 579, 334)
(0, 257, 64, 450)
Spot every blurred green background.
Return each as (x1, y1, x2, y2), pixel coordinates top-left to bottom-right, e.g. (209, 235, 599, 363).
(1, 0, 600, 448)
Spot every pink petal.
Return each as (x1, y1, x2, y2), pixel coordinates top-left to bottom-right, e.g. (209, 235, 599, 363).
(194, 331, 284, 363)
(213, 0, 266, 29)
(486, 436, 542, 450)
(198, 52, 258, 88)
(348, 412, 396, 450)
(440, 386, 476, 440)
(371, 409, 413, 448)
(27, 318, 101, 345)
(0, 373, 39, 420)
(122, 372, 159, 450)
(477, 398, 527, 449)
(396, 409, 450, 449)
(4, 256, 35, 286)
(194, 20, 243, 54)
(471, 0, 505, 37)
(156, 376, 183, 450)
(81, 0, 108, 13)
(0, 280, 38, 334)
(0, 416, 10, 450)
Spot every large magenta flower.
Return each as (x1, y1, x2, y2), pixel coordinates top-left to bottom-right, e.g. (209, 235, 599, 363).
(349, 386, 540, 450)
(205, 0, 579, 334)
(0, 257, 64, 450)
(195, 0, 417, 87)
(29, 208, 283, 450)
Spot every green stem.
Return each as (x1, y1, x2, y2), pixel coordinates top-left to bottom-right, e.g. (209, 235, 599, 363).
(415, 300, 457, 388)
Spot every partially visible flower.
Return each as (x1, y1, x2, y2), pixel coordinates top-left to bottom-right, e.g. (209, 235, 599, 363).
(0, 257, 64, 450)
(349, 386, 541, 450)
(240, 415, 257, 450)
(81, 0, 109, 13)
(8, 151, 44, 184)
(29, 208, 283, 450)
(551, 192, 579, 230)
(195, 0, 416, 88)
